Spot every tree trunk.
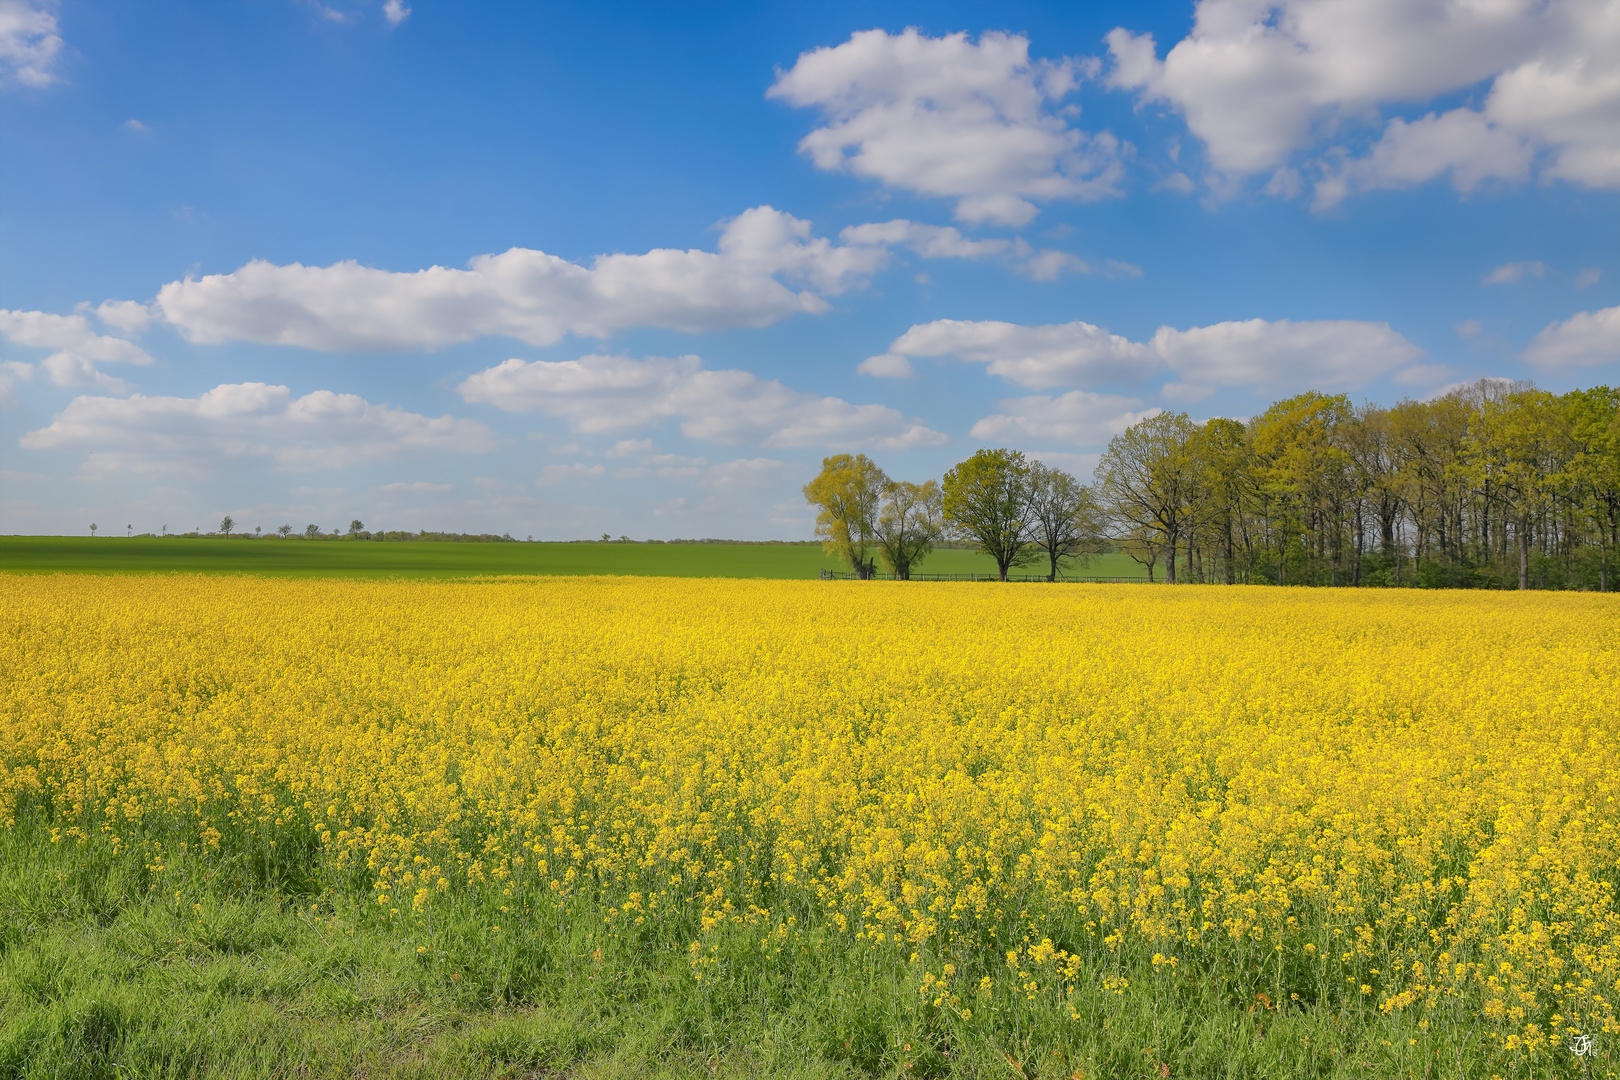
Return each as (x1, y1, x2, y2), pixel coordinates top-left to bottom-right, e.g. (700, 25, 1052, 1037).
(1165, 532, 1178, 584)
(1224, 516, 1235, 586)
(1518, 520, 1530, 591)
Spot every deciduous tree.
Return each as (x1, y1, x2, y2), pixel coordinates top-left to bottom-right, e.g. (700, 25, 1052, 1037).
(804, 454, 888, 578)
(1095, 413, 1199, 583)
(1025, 462, 1105, 581)
(875, 479, 942, 580)
(942, 448, 1036, 581)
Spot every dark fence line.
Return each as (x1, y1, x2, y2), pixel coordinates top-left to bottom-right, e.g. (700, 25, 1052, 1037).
(818, 569, 1150, 583)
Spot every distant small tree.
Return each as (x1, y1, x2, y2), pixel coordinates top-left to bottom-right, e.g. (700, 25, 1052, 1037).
(219, 515, 234, 536)
(161, 525, 168, 536)
(804, 453, 888, 578)
(875, 479, 943, 580)
(1026, 462, 1107, 581)
(349, 519, 364, 537)
(89, 523, 97, 537)
(942, 448, 1037, 581)
(277, 524, 292, 538)
(305, 524, 321, 540)
(126, 523, 133, 537)
(601, 532, 611, 542)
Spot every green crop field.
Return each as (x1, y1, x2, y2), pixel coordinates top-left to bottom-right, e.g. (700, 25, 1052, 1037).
(0, 536, 1147, 580)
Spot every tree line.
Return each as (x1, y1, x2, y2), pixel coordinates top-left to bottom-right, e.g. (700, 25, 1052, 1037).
(805, 379, 1620, 590)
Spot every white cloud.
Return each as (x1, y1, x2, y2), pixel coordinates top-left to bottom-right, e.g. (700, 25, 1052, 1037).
(1314, 109, 1535, 208)
(1155, 171, 1198, 195)
(0, 0, 62, 87)
(1484, 261, 1549, 285)
(1106, 0, 1620, 199)
(840, 219, 1099, 281)
(538, 463, 607, 486)
(837, 219, 1010, 258)
(1575, 267, 1602, 289)
(1017, 247, 1091, 281)
(156, 207, 876, 350)
(585, 442, 784, 491)
(857, 352, 914, 378)
(0, 309, 155, 391)
(19, 382, 497, 473)
(0, 359, 33, 406)
(769, 28, 1122, 225)
(121, 118, 148, 135)
(1457, 319, 1484, 339)
(382, 0, 409, 26)
(91, 299, 154, 334)
(1523, 305, 1620, 368)
(881, 318, 1159, 389)
(1394, 363, 1456, 387)
(151, 206, 1016, 352)
(605, 438, 657, 458)
(705, 457, 786, 491)
(1152, 318, 1422, 401)
(971, 390, 1160, 445)
(459, 353, 946, 450)
(881, 315, 1423, 400)
(379, 481, 452, 493)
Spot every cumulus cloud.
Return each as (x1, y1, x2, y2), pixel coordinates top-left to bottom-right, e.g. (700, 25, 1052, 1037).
(880, 315, 1423, 400)
(382, 0, 409, 26)
(769, 28, 1122, 225)
(151, 207, 1017, 352)
(0, 0, 62, 87)
(1151, 319, 1422, 401)
(0, 359, 33, 406)
(857, 352, 915, 378)
(1523, 305, 1620, 368)
(91, 299, 154, 334)
(837, 219, 1011, 258)
(1484, 261, 1549, 285)
(19, 382, 497, 473)
(0, 309, 155, 391)
(879, 318, 1159, 389)
(1106, 0, 1620, 201)
(1313, 109, 1535, 209)
(970, 390, 1160, 445)
(459, 353, 946, 450)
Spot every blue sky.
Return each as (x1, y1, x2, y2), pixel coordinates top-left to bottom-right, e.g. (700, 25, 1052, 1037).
(2, 0, 1617, 539)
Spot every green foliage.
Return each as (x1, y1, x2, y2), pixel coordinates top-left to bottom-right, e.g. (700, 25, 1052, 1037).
(803, 455, 890, 578)
(1096, 380, 1620, 590)
(874, 479, 943, 580)
(941, 448, 1038, 581)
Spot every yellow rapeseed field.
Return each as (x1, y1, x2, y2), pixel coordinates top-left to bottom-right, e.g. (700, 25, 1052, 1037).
(2, 574, 1616, 1070)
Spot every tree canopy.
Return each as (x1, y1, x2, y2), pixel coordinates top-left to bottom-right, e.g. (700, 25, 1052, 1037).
(941, 448, 1038, 581)
(803, 454, 888, 579)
